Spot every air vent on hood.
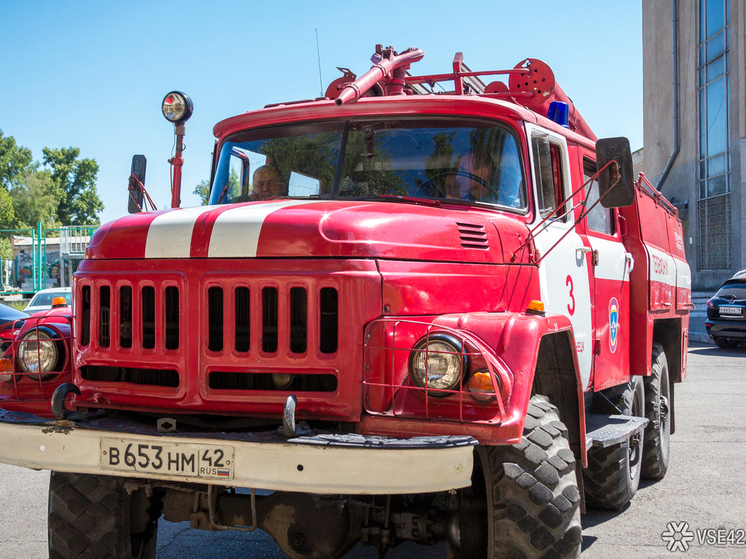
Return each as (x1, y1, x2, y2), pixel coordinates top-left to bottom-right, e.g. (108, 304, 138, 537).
(457, 222, 489, 250)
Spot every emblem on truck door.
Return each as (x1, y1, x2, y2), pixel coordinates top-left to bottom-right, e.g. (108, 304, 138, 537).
(609, 297, 619, 353)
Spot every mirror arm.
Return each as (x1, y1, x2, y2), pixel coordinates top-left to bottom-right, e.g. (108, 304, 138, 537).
(512, 160, 618, 263)
(128, 174, 158, 212)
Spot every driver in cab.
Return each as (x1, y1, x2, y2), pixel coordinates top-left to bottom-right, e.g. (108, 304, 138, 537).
(249, 165, 286, 201)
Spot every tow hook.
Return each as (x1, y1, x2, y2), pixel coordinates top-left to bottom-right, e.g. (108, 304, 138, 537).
(281, 394, 298, 437)
(51, 383, 81, 420)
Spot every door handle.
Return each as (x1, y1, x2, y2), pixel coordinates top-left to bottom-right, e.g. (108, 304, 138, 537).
(625, 253, 635, 273)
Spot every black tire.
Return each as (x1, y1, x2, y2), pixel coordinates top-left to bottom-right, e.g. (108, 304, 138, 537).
(583, 376, 644, 510)
(641, 343, 671, 480)
(48, 472, 159, 559)
(454, 395, 582, 558)
(712, 336, 741, 349)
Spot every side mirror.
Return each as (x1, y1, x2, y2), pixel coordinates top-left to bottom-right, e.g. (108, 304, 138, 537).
(595, 137, 634, 208)
(128, 155, 147, 213)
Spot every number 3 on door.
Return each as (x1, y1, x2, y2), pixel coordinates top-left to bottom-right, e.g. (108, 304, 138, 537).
(566, 275, 575, 315)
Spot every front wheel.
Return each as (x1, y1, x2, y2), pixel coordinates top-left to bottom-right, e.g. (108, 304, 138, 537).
(48, 472, 159, 559)
(454, 395, 582, 558)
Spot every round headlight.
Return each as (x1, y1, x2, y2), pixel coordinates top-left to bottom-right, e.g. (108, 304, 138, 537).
(409, 334, 465, 393)
(18, 329, 59, 380)
(161, 91, 193, 124)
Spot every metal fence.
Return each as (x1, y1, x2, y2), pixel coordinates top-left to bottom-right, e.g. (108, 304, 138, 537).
(0, 224, 96, 296)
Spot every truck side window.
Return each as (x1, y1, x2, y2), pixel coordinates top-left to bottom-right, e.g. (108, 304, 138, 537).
(532, 136, 566, 220)
(583, 158, 615, 235)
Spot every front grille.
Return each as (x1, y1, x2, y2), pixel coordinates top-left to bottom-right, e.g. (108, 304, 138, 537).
(79, 282, 339, 356)
(74, 265, 365, 420)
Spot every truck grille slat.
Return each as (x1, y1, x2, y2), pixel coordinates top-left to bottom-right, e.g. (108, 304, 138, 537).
(208, 286, 223, 352)
(234, 287, 251, 352)
(319, 287, 338, 354)
(141, 286, 155, 349)
(120, 286, 132, 348)
(290, 287, 307, 354)
(81, 286, 91, 346)
(209, 371, 337, 392)
(165, 286, 179, 350)
(81, 365, 179, 387)
(99, 286, 110, 348)
(262, 287, 278, 353)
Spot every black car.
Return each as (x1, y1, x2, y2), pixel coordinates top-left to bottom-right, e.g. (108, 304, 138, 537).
(706, 275, 746, 349)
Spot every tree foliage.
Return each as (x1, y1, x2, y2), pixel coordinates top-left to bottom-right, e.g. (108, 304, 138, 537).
(42, 147, 103, 225)
(0, 131, 104, 228)
(194, 179, 210, 205)
(10, 171, 60, 229)
(0, 129, 35, 190)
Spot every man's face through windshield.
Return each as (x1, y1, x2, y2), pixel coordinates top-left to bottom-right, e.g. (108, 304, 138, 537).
(250, 166, 285, 200)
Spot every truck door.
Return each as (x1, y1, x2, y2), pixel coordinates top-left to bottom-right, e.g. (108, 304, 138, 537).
(527, 126, 593, 390)
(581, 155, 632, 390)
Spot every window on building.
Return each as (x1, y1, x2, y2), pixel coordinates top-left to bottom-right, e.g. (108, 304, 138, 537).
(698, 0, 731, 270)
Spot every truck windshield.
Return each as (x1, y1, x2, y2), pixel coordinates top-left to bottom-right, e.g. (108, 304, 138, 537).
(210, 119, 526, 209)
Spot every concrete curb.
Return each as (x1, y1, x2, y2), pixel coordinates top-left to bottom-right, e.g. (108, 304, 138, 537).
(688, 332, 713, 345)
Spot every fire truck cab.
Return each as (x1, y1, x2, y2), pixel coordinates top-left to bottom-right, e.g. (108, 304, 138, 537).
(0, 46, 690, 559)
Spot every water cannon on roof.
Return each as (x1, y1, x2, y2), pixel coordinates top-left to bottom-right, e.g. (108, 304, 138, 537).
(326, 46, 597, 141)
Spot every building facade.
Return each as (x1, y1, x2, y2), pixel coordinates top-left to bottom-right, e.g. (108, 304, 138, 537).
(642, 0, 744, 291)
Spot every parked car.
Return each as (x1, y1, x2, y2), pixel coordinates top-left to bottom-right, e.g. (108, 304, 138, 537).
(24, 287, 72, 314)
(0, 302, 29, 353)
(706, 276, 746, 348)
(0, 303, 72, 417)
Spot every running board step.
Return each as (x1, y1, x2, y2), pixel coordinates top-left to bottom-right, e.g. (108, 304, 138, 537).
(585, 414, 649, 449)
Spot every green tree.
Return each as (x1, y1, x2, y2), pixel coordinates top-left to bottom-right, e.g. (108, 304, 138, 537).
(42, 147, 103, 225)
(194, 179, 210, 205)
(10, 171, 60, 229)
(0, 129, 35, 190)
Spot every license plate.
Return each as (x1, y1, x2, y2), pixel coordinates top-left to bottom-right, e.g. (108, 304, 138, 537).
(720, 306, 743, 316)
(101, 438, 234, 480)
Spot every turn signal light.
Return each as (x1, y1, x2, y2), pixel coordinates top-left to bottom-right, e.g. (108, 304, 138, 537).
(0, 356, 14, 383)
(467, 369, 497, 403)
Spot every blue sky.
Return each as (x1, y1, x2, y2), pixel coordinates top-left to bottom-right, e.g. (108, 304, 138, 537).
(1, 1, 643, 226)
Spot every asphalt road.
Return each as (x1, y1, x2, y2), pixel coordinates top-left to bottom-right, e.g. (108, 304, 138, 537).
(1, 342, 744, 558)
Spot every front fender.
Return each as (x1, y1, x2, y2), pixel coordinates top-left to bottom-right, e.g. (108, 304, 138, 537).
(435, 312, 586, 461)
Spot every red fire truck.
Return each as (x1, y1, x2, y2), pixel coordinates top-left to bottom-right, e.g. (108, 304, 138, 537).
(0, 46, 691, 558)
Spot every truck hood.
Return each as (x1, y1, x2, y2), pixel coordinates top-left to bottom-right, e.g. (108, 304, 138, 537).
(87, 199, 529, 263)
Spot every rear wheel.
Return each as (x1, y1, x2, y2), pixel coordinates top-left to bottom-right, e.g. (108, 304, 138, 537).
(453, 395, 582, 558)
(48, 472, 159, 559)
(583, 376, 644, 510)
(641, 343, 671, 480)
(712, 336, 741, 349)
